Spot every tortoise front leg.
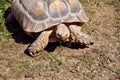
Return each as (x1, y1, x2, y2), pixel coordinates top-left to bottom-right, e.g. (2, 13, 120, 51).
(28, 30, 53, 56)
(69, 25, 94, 46)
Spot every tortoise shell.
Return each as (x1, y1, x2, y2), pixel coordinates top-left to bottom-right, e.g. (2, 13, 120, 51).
(12, 0, 89, 33)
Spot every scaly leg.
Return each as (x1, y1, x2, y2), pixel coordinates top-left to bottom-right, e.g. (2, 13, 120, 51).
(28, 30, 53, 56)
(69, 25, 93, 46)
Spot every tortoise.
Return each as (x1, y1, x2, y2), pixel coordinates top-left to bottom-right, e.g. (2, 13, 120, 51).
(8, 0, 93, 56)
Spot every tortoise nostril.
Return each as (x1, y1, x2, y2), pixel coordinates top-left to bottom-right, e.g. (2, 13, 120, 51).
(56, 33, 61, 38)
(90, 42, 94, 45)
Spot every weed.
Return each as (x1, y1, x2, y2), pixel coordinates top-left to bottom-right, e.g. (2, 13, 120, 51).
(102, 31, 111, 37)
(117, 46, 120, 52)
(84, 70, 96, 79)
(82, 56, 93, 68)
(80, 0, 88, 4)
(22, 61, 30, 69)
(48, 53, 63, 73)
(5, 73, 13, 79)
(103, 0, 120, 5)
(37, 68, 45, 76)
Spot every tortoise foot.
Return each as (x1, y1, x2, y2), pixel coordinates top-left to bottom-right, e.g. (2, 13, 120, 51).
(28, 42, 42, 56)
(28, 30, 53, 57)
(69, 25, 94, 46)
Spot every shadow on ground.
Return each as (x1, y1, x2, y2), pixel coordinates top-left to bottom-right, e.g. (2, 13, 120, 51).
(4, 7, 34, 44)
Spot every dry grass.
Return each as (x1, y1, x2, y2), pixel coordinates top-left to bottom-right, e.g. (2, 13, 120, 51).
(0, 0, 120, 80)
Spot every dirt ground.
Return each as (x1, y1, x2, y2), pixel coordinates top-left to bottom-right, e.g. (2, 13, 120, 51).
(0, 0, 120, 80)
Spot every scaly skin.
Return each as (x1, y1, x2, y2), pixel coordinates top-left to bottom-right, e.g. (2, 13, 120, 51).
(69, 25, 94, 46)
(28, 30, 53, 56)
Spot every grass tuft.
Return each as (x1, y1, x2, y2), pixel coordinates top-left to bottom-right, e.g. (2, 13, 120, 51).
(0, 0, 12, 39)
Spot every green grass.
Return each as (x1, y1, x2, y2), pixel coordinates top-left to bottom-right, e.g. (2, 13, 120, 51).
(0, 0, 12, 39)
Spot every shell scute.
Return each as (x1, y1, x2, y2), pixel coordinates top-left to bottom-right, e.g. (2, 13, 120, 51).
(21, 0, 48, 20)
(49, 0, 69, 18)
(68, 0, 81, 13)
